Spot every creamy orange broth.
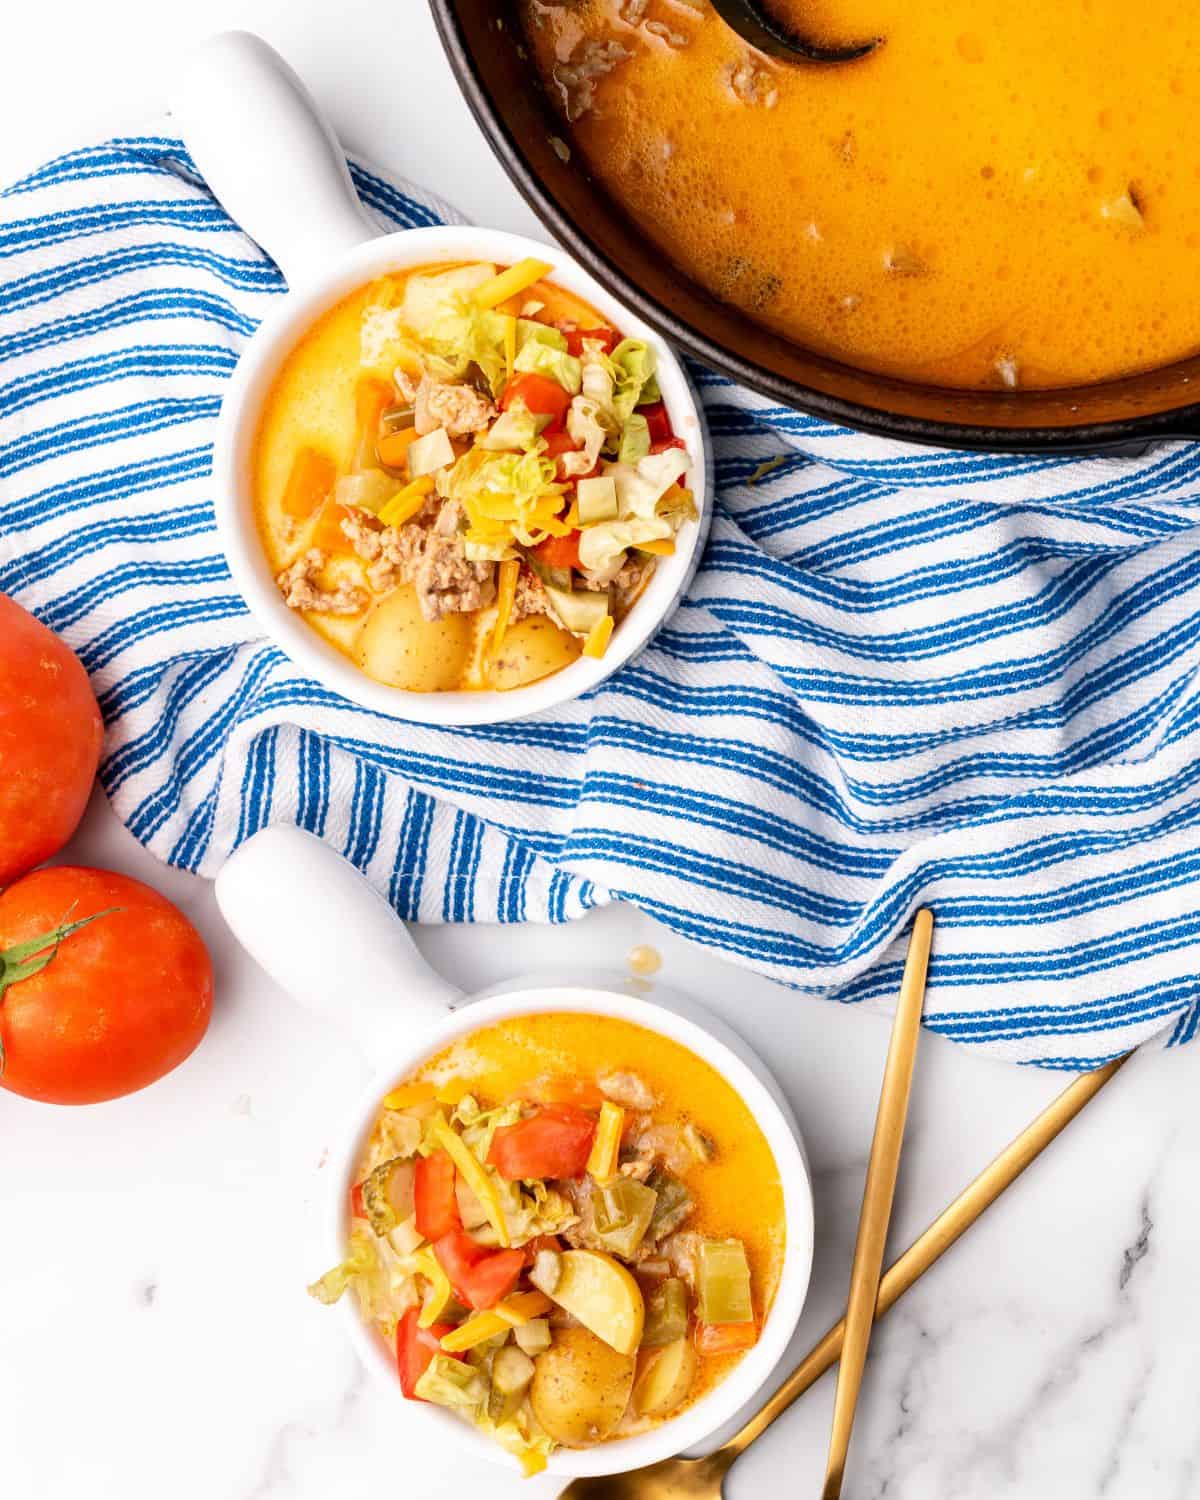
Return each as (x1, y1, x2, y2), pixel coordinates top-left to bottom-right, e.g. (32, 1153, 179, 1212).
(254, 283, 385, 663)
(522, 0, 1200, 390)
(361, 1011, 786, 1422)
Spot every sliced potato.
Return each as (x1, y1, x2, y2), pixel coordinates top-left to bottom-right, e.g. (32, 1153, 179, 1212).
(530, 1326, 636, 1447)
(356, 585, 472, 692)
(490, 615, 580, 692)
(633, 1336, 698, 1418)
(549, 1250, 645, 1356)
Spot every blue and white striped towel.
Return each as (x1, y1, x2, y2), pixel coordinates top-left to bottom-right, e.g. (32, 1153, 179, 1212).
(5, 134, 1200, 1068)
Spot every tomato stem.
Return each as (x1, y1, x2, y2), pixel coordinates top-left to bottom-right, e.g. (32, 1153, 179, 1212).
(0, 906, 120, 1073)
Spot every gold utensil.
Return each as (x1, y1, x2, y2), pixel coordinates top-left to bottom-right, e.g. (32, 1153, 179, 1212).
(821, 908, 932, 1499)
(555, 1050, 1128, 1500)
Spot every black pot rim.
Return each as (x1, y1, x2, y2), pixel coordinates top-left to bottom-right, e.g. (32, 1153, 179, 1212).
(430, 0, 1200, 455)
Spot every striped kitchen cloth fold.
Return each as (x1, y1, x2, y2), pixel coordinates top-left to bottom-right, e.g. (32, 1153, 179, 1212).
(4, 133, 1200, 1068)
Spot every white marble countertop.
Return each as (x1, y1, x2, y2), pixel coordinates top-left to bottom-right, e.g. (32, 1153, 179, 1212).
(3, 7, 1200, 1499)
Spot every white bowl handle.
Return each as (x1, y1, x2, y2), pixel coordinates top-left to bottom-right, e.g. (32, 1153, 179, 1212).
(169, 30, 379, 288)
(215, 825, 461, 1064)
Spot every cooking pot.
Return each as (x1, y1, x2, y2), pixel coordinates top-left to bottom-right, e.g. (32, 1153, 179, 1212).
(430, 0, 1200, 453)
(215, 823, 815, 1477)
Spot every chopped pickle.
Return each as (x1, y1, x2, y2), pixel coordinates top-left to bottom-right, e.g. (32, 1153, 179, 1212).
(697, 1238, 753, 1325)
(361, 1157, 412, 1236)
(641, 1277, 689, 1348)
(648, 1170, 694, 1239)
(593, 1178, 658, 1259)
(488, 1344, 536, 1423)
(414, 1352, 488, 1411)
(514, 1318, 552, 1356)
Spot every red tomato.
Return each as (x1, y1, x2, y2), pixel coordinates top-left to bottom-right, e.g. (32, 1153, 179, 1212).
(488, 1104, 597, 1181)
(695, 1321, 759, 1356)
(650, 437, 687, 455)
(0, 867, 212, 1105)
(564, 327, 618, 357)
(414, 1150, 461, 1241)
(501, 373, 571, 432)
(351, 1182, 366, 1219)
(0, 595, 103, 887)
(434, 1231, 525, 1310)
(396, 1307, 463, 1399)
(531, 531, 583, 572)
(639, 401, 675, 446)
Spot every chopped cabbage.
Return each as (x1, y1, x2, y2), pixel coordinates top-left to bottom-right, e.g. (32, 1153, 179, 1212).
(562, 395, 608, 476)
(610, 448, 691, 520)
(399, 264, 496, 333)
(424, 297, 511, 395)
(618, 412, 651, 464)
(577, 515, 673, 573)
(513, 338, 582, 395)
(610, 337, 660, 422)
(307, 1229, 377, 1305)
(515, 319, 568, 355)
(476, 1410, 554, 1476)
(447, 449, 569, 548)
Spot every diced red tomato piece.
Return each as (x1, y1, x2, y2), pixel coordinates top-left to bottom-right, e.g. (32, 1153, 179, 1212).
(649, 436, 687, 455)
(501, 372, 572, 433)
(487, 1104, 597, 1181)
(414, 1150, 461, 1241)
(433, 1231, 526, 1310)
(564, 327, 618, 357)
(350, 1181, 366, 1219)
(531, 531, 583, 572)
(639, 401, 674, 446)
(695, 1321, 759, 1356)
(396, 1307, 463, 1399)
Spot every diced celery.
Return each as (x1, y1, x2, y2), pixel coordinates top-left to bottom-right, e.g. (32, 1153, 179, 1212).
(593, 1178, 658, 1259)
(641, 1277, 689, 1348)
(696, 1238, 753, 1324)
(577, 474, 619, 524)
(407, 427, 456, 478)
(544, 584, 609, 637)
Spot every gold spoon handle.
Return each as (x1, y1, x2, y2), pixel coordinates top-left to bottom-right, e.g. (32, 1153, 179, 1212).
(820, 909, 932, 1499)
(711, 1050, 1129, 1476)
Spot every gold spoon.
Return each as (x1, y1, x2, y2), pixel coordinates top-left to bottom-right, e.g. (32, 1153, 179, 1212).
(556, 1054, 1129, 1500)
(821, 908, 931, 1498)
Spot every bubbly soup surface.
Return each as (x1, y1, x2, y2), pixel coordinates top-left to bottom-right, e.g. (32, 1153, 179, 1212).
(521, 0, 1200, 390)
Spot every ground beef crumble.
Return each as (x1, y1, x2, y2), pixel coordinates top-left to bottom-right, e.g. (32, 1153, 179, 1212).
(276, 549, 367, 616)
